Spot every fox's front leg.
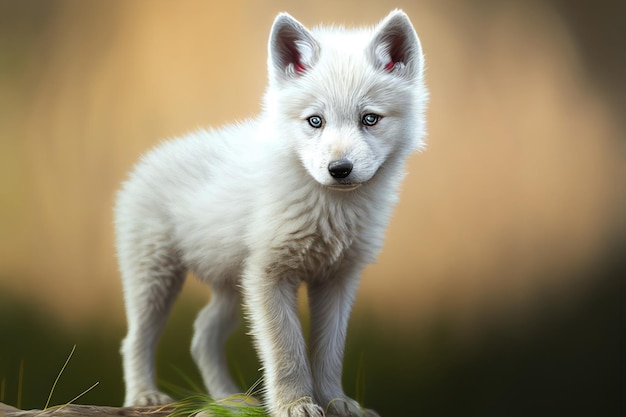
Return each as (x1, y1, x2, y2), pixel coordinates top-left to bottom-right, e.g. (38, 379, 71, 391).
(242, 263, 323, 417)
(308, 271, 380, 417)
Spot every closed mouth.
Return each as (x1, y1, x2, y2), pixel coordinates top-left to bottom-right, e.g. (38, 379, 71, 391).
(327, 183, 362, 191)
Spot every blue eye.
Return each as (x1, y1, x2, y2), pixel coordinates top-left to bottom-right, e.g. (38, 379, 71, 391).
(307, 115, 324, 129)
(362, 113, 380, 127)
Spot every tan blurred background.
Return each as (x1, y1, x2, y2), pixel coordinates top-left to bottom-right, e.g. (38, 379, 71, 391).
(1, 0, 624, 414)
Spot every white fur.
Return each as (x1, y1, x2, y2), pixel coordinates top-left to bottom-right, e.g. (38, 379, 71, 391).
(115, 10, 427, 417)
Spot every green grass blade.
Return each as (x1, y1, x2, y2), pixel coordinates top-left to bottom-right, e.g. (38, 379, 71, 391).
(168, 364, 204, 393)
(44, 344, 76, 410)
(17, 359, 24, 409)
(172, 394, 269, 417)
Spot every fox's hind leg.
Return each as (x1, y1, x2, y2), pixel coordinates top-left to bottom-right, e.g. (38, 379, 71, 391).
(191, 283, 242, 399)
(118, 236, 186, 406)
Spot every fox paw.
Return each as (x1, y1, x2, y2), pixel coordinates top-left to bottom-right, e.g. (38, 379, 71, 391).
(278, 397, 324, 417)
(125, 390, 173, 406)
(325, 398, 380, 417)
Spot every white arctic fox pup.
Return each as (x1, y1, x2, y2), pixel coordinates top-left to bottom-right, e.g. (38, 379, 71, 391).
(115, 9, 428, 417)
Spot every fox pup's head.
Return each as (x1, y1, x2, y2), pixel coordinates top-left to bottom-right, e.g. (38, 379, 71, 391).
(263, 10, 428, 191)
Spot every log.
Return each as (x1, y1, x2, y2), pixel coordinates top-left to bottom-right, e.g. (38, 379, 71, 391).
(0, 402, 173, 417)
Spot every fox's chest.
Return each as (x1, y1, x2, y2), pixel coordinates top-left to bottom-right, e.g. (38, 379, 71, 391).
(265, 219, 357, 281)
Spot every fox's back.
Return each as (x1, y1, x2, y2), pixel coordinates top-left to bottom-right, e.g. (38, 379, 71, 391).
(114, 122, 264, 282)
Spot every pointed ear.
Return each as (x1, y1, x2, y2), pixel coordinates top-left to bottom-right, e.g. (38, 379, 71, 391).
(368, 10, 424, 79)
(268, 13, 320, 83)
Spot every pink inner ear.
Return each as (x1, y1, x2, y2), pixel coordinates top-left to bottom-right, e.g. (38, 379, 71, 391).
(294, 62, 306, 73)
(385, 61, 395, 71)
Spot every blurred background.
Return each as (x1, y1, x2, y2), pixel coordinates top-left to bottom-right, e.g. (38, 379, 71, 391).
(1, 0, 624, 415)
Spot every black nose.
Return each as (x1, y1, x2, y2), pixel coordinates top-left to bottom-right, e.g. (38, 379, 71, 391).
(328, 159, 353, 179)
